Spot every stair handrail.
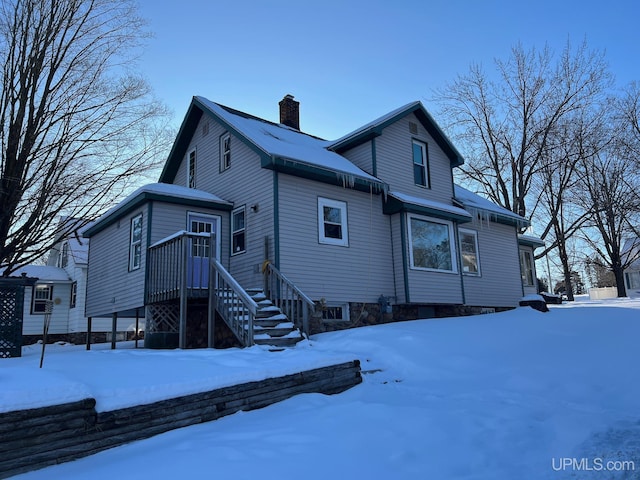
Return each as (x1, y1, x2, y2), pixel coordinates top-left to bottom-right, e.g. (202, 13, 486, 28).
(210, 258, 258, 346)
(263, 262, 315, 337)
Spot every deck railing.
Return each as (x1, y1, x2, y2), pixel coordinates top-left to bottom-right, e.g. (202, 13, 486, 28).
(209, 258, 258, 347)
(263, 262, 314, 338)
(146, 231, 212, 304)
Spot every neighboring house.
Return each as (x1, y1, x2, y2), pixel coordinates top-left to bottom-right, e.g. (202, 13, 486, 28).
(7, 265, 73, 344)
(622, 237, 640, 298)
(84, 95, 540, 349)
(517, 234, 545, 295)
(3, 220, 133, 345)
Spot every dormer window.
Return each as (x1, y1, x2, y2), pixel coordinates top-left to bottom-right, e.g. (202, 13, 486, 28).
(220, 133, 231, 171)
(412, 140, 430, 188)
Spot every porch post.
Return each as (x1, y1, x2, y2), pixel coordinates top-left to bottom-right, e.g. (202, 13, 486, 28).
(86, 317, 92, 350)
(134, 308, 140, 349)
(179, 234, 188, 349)
(208, 232, 216, 348)
(111, 312, 117, 350)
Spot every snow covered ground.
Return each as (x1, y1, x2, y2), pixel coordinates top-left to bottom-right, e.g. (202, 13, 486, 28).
(5, 296, 640, 479)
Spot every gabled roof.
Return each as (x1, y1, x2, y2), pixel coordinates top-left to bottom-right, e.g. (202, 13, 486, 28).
(328, 101, 465, 167)
(453, 185, 530, 228)
(160, 96, 387, 193)
(84, 183, 232, 238)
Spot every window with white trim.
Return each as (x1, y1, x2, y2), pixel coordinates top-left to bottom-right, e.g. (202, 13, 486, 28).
(32, 284, 53, 314)
(459, 229, 480, 275)
(519, 248, 535, 286)
(70, 282, 77, 308)
(412, 139, 430, 187)
(231, 207, 246, 255)
(187, 148, 196, 188)
(408, 215, 456, 272)
(129, 214, 143, 271)
(318, 197, 348, 246)
(220, 133, 231, 171)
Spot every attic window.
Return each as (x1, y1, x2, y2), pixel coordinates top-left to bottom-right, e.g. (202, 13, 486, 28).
(202, 121, 209, 136)
(220, 133, 231, 171)
(187, 149, 196, 188)
(412, 140, 430, 188)
(409, 122, 418, 135)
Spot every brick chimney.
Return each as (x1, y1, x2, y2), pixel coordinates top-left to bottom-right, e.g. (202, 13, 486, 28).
(279, 94, 300, 130)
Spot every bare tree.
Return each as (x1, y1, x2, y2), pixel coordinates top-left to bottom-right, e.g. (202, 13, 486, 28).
(531, 111, 607, 300)
(0, 0, 172, 275)
(434, 39, 612, 224)
(577, 149, 640, 297)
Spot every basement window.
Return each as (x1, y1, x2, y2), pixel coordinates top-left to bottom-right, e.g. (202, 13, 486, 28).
(321, 303, 349, 322)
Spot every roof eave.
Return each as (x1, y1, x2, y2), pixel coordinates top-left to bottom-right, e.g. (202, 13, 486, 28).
(263, 155, 387, 193)
(83, 191, 233, 238)
(383, 196, 472, 223)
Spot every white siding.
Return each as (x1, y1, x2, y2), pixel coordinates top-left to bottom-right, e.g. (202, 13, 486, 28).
(341, 141, 374, 174)
(375, 113, 454, 204)
(85, 207, 147, 318)
(277, 175, 394, 304)
(172, 115, 274, 288)
(22, 282, 71, 335)
(463, 223, 524, 307)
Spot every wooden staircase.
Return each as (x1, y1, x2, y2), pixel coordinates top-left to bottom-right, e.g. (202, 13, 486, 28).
(247, 289, 305, 347)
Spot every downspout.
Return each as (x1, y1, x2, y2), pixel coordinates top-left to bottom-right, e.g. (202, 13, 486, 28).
(273, 170, 280, 269)
(143, 201, 153, 305)
(400, 213, 410, 303)
(454, 223, 466, 305)
(371, 137, 377, 177)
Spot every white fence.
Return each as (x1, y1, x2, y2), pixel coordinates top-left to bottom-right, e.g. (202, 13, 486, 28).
(588, 287, 618, 300)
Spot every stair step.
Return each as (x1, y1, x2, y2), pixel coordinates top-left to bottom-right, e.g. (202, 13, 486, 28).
(254, 334, 304, 348)
(253, 326, 297, 337)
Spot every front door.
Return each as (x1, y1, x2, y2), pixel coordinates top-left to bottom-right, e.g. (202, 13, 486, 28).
(187, 213, 220, 289)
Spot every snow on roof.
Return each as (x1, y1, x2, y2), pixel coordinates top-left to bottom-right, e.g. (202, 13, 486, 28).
(6, 265, 71, 282)
(197, 97, 382, 184)
(518, 234, 545, 249)
(388, 191, 472, 219)
(87, 183, 232, 236)
(453, 185, 528, 225)
(328, 101, 421, 147)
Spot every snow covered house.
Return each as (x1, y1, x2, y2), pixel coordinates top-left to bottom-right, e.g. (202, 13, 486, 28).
(84, 95, 540, 349)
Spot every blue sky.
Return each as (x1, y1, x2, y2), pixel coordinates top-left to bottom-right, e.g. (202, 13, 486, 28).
(137, 0, 640, 140)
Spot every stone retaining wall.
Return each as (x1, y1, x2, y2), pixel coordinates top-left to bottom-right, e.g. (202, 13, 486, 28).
(0, 360, 362, 479)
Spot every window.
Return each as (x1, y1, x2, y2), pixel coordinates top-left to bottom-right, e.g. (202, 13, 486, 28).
(32, 285, 53, 314)
(231, 207, 246, 255)
(70, 282, 77, 308)
(187, 148, 196, 188)
(520, 249, 535, 286)
(220, 133, 231, 171)
(129, 214, 143, 271)
(190, 217, 213, 258)
(459, 229, 480, 275)
(408, 215, 456, 272)
(321, 303, 349, 322)
(60, 242, 69, 268)
(318, 197, 349, 246)
(412, 140, 429, 187)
